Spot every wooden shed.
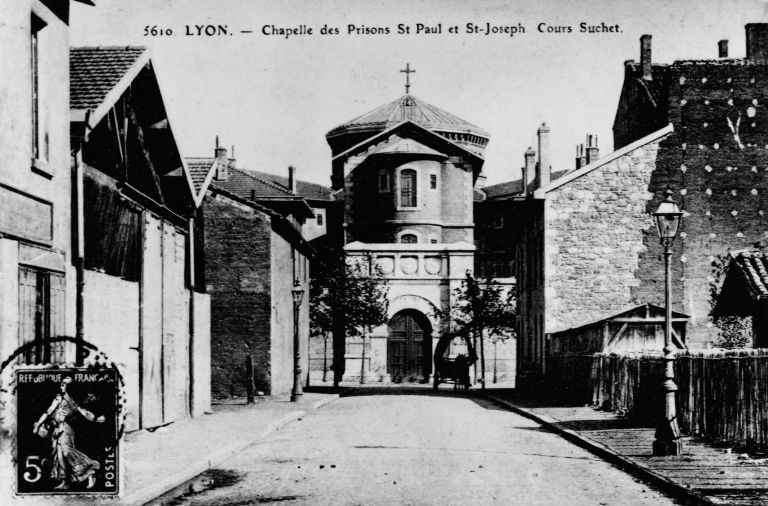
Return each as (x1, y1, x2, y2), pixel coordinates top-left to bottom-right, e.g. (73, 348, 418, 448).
(548, 303, 689, 355)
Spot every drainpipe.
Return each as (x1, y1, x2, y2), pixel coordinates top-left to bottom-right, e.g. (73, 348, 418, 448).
(188, 215, 196, 416)
(74, 112, 89, 365)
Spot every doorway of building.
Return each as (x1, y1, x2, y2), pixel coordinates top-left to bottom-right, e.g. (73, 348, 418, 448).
(387, 310, 431, 382)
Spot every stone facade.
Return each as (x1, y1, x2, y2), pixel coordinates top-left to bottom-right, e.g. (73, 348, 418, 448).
(326, 95, 516, 385)
(544, 138, 664, 334)
(515, 127, 672, 387)
(0, 0, 77, 369)
(0, 1, 78, 496)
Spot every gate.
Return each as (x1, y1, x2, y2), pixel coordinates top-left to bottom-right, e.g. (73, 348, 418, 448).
(387, 310, 430, 381)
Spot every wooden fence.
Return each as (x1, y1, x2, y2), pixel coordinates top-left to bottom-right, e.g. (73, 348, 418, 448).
(547, 350, 768, 450)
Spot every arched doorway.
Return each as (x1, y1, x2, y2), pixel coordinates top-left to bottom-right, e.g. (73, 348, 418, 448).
(387, 310, 432, 382)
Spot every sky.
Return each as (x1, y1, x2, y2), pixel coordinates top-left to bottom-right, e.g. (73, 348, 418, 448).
(70, 0, 768, 187)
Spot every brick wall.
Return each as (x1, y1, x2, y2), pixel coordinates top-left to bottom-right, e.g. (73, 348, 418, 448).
(617, 61, 768, 347)
(204, 197, 273, 398)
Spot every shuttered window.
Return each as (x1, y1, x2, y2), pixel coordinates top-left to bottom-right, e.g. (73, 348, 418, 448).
(19, 266, 65, 364)
(400, 169, 417, 207)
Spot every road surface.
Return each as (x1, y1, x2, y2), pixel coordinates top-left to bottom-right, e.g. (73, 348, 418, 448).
(171, 390, 677, 505)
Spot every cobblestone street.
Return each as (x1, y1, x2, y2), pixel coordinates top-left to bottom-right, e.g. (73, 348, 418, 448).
(170, 391, 677, 505)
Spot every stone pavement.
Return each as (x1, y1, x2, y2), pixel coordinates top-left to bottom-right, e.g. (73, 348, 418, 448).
(11, 392, 337, 506)
(481, 388, 768, 506)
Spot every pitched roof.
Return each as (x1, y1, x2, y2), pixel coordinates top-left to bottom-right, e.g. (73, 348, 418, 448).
(730, 251, 768, 300)
(210, 167, 315, 219)
(479, 170, 571, 201)
(70, 47, 148, 114)
(185, 158, 217, 192)
(327, 94, 489, 139)
(714, 250, 768, 317)
(533, 124, 674, 199)
(551, 303, 690, 335)
(71, 46, 199, 209)
(241, 170, 333, 201)
(332, 120, 484, 165)
(212, 167, 295, 200)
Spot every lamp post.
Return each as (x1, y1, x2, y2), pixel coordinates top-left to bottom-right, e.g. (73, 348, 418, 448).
(322, 332, 329, 383)
(652, 189, 683, 456)
(492, 338, 498, 384)
(291, 279, 305, 402)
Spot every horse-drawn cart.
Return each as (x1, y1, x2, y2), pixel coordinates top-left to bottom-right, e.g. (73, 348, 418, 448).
(433, 329, 478, 391)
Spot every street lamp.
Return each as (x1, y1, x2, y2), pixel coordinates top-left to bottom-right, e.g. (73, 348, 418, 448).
(291, 279, 305, 402)
(652, 189, 683, 456)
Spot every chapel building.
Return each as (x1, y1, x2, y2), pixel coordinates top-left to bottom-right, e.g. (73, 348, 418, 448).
(326, 80, 515, 383)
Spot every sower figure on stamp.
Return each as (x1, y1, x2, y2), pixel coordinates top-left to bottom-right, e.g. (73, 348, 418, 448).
(32, 376, 106, 490)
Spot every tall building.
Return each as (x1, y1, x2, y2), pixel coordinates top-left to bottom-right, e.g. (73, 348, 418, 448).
(612, 25, 768, 346)
(326, 76, 515, 383)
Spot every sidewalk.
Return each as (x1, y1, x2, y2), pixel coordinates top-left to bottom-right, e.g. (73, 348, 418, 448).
(479, 389, 768, 506)
(35, 392, 337, 506)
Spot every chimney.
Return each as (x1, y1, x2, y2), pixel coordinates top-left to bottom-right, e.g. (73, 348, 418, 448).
(575, 144, 586, 169)
(586, 135, 599, 165)
(718, 39, 729, 58)
(537, 123, 551, 189)
(288, 165, 297, 194)
(522, 147, 536, 194)
(640, 34, 652, 80)
(214, 142, 229, 181)
(746, 24, 768, 61)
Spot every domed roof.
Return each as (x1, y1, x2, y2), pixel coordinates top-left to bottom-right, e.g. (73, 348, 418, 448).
(326, 94, 489, 157)
(327, 94, 489, 140)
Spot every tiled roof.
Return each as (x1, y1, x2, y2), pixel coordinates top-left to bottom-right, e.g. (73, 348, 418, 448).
(242, 170, 333, 201)
(212, 167, 296, 200)
(731, 251, 768, 299)
(70, 47, 147, 111)
(479, 170, 570, 201)
(185, 157, 217, 193)
(327, 94, 488, 139)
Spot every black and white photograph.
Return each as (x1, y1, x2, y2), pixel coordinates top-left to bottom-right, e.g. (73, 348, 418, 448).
(3, 0, 768, 504)
(16, 369, 119, 495)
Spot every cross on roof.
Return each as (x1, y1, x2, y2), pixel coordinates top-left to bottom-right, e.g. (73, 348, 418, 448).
(400, 63, 416, 94)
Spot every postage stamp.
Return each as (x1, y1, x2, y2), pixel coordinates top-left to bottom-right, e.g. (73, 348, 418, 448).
(15, 368, 120, 495)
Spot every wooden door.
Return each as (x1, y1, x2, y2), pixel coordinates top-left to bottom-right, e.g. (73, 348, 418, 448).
(387, 311, 429, 381)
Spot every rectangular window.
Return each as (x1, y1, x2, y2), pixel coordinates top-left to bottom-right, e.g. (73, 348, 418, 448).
(430, 174, 437, 189)
(31, 14, 45, 160)
(492, 214, 504, 229)
(19, 266, 66, 365)
(400, 169, 417, 207)
(317, 213, 323, 226)
(378, 172, 389, 193)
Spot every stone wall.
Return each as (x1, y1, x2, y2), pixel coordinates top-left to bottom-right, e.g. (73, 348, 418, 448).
(544, 136, 665, 335)
(339, 131, 476, 246)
